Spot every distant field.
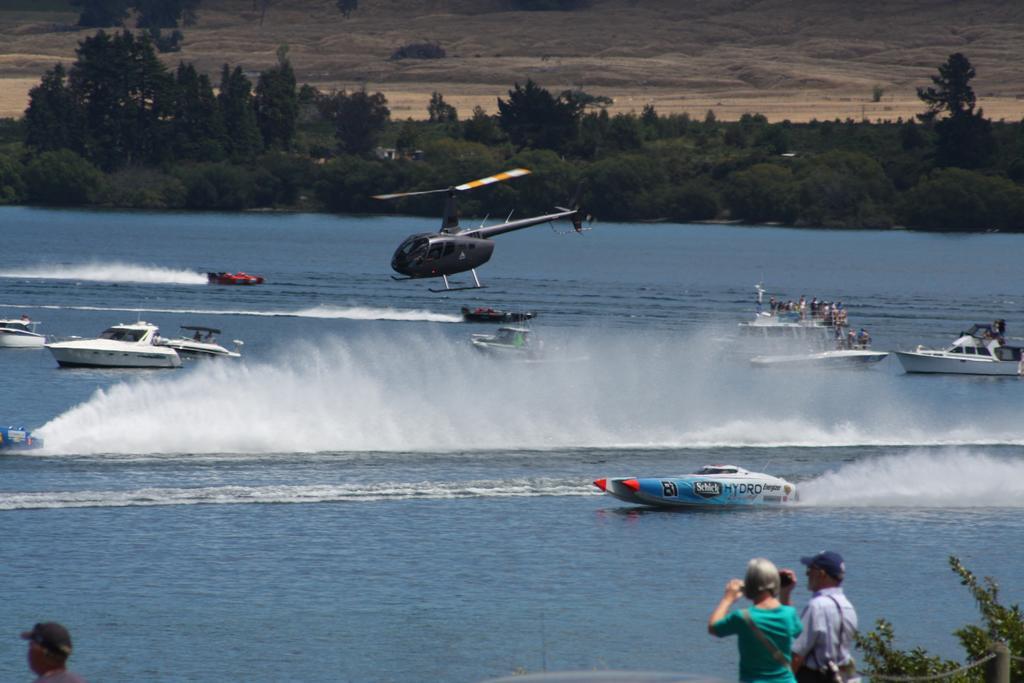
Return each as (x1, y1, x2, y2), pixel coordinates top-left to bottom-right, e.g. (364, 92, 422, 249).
(1, 0, 1022, 122)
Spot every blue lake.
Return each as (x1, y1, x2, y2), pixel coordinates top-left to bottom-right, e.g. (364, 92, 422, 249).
(0, 205, 1022, 682)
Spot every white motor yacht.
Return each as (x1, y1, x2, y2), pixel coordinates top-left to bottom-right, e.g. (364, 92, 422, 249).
(159, 326, 242, 359)
(0, 316, 45, 348)
(895, 322, 1022, 376)
(45, 321, 181, 368)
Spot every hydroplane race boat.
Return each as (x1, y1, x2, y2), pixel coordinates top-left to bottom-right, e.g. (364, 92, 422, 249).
(0, 426, 43, 449)
(461, 306, 536, 324)
(593, 464, 798, 508)
(45, 321, 181, 368)
(158, 325, 242, 359)
(750, 348, 889, 368)
(894, 322, 1023, 376)
(470, 326, 539, 357)
(0, 316, 45, 348)
(207, 271, 264, 285)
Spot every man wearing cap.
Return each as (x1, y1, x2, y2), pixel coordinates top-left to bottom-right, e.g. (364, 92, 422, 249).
(21, 622, 87, 683)
(780, 551, 859, 683)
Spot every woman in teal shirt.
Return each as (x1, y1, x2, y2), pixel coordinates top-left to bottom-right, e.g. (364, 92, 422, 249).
(708, 558, 803, 683)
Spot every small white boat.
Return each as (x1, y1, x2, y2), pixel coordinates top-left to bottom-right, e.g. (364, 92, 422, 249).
(470, 326, 539, 357)
(45, 321, 181, 368)
(895, 322, 1022, 376)
(158, 326, 242, 359)
(751, 348, 889, 368)
(0, 316, 45, 348)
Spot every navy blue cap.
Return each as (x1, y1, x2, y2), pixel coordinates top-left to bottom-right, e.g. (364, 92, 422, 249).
(21, 622, 72, 657)
(801, 551, 845, 579)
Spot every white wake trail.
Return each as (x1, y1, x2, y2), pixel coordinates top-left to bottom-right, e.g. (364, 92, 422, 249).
(0, 261, 207, 285)
(0, 478, 590, 510)
(2, 303, 461, 323)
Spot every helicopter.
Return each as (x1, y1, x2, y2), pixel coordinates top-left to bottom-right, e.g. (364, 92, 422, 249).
(373, 168, 589, 291)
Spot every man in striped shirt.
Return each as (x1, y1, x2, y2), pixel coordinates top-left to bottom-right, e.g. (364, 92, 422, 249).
(781, 551, 860, 683)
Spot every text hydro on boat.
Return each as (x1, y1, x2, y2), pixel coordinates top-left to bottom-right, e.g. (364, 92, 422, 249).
(593, 465, 798, 508)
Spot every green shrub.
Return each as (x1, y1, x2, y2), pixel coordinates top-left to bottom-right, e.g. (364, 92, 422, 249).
(23, 150, 105, 206)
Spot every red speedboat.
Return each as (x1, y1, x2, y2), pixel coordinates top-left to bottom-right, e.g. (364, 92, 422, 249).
(207, 271, 265, 285)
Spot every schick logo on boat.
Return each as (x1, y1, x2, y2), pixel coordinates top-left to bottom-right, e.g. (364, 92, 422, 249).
(694, 481, 722, 498)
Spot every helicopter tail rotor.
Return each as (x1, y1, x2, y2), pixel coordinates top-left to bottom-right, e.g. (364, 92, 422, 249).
(555, 182, 593, 233)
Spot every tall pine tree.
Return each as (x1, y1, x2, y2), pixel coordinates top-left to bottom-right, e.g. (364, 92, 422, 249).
(219, 65, 263, 160)
(254, 46, 298, 150)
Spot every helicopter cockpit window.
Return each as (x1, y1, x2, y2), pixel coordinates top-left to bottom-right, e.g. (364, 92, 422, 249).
(443, 243, 455, 257)
(399, 237, 429, 257)
(425, 245, 442, 260)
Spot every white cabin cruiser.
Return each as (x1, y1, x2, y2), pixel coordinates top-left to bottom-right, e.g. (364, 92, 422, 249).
(45, 321, 181, 368)
(471, 326, 539, 357)
(0, 316, 45, 348)
(158, 326, 242, 359)
(895, 323, 1022, 376)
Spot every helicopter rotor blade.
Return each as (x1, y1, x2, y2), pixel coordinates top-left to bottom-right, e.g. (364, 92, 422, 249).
(372, 168, 531, 201)
(454, 167, 531, 192)
(372, 188, 451, 200)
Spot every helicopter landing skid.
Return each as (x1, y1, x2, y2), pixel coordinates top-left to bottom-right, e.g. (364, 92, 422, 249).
(429, 271, 484, 293)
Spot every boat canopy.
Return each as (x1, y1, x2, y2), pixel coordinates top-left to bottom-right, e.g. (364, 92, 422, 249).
(696, 465, 741, 475)
(181, 325, 222, 334)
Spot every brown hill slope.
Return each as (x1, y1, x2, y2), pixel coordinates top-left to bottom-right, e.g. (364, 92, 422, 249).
(1, 0, 1023, 121)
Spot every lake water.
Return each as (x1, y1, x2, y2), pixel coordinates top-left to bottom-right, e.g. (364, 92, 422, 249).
(0, 206, 1022, 682)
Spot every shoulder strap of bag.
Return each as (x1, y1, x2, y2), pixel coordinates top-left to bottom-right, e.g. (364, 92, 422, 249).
(825, 596, 846, 649)
(741, 608, 791, 668)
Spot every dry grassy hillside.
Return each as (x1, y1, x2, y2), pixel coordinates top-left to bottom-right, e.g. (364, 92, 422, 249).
(1, 0, 1023, 121)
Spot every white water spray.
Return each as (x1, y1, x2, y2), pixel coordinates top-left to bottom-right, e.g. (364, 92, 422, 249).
(36, 328, 1024, 456)
(799, 449, 1024, 507)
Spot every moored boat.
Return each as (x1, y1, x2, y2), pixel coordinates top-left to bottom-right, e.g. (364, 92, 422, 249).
(45, 321, 181, 368)
(895, 322, 1022, 376)
(0, 316, 45, 348)
(158, 326, 242, 359)
(594, 464, 798, 508)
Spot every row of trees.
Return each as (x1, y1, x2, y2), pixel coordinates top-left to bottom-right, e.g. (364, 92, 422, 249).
(3, 36, 1024, 231)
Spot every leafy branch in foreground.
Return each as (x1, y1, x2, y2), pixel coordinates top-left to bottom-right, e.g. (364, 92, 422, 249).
(856, 556, 1024, 682)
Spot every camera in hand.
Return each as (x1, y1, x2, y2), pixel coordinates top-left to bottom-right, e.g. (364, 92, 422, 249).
(781, 572, 795, 587)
